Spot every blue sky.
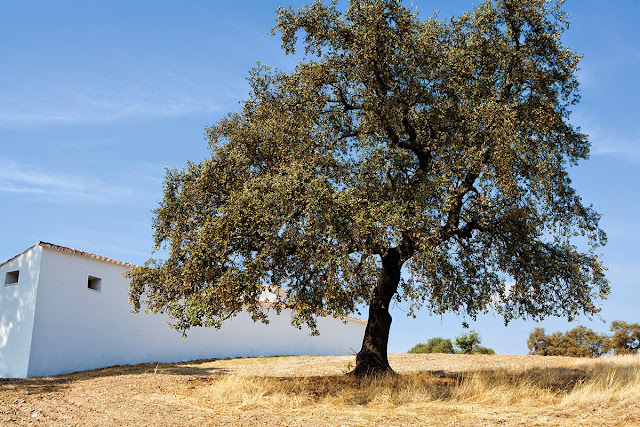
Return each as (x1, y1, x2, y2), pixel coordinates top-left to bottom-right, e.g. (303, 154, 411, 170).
(1, 0, 638, 355)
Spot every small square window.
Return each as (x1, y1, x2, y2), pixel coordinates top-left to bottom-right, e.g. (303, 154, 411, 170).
(88, 276, 102, 292)
(4, 270, 19, 286)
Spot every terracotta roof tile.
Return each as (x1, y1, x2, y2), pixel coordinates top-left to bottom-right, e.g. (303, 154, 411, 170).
(38, 241, 137, 268)
(0, 244, 38, 269)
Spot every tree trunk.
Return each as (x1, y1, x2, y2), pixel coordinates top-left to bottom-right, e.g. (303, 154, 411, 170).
(351, 249, 402, 377)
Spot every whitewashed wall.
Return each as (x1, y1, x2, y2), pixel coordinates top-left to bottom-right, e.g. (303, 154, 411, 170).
(0, 245, 42, 378)
(25, 246, 365, 377)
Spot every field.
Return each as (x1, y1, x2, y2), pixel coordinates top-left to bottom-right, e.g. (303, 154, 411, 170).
(1, 353, 639, 426)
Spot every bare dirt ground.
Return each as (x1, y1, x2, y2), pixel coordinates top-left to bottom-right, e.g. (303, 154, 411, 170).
(1, 353, 639, 426)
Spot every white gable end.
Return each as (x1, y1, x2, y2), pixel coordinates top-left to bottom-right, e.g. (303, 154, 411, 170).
(0, 245, 42, 378)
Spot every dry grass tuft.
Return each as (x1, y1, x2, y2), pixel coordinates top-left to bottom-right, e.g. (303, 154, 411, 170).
(561, 355, 640, 410)
(193, 371, 458, 410)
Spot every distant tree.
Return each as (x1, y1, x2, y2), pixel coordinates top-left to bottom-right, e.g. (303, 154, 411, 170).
(564, 326, 609, 357)
(455, 330, 482, 354)
(408, 337, 455, 354)
(527, 328, 551, 355)
(609, 321, 640, 355)
(128, 0, 608, 377)
(527, 326, 609, 357)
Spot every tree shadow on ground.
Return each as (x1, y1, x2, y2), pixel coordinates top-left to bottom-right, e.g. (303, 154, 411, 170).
(0, 377, 70, 396)
(0, 358, 231, 396)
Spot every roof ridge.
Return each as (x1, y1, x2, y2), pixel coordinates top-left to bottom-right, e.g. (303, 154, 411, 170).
(38, 241, 137, 268)
(0, 244, 39, 269)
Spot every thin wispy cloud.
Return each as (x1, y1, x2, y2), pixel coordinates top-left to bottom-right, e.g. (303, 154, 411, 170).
(577, 119, 640, 163)
(0, 161, 137, 205)
(587, 126, 640, 162)
(590, 137, 640, 163)
(0, 72, 224, 126)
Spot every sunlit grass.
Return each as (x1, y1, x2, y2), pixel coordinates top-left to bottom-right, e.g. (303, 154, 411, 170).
(178, 355, 640, 425)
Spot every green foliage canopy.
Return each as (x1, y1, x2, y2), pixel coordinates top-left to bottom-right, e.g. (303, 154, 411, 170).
(127, 0, 608, 373)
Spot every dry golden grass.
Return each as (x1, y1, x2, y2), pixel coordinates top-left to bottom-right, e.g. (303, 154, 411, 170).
(1, 353, 639, 426)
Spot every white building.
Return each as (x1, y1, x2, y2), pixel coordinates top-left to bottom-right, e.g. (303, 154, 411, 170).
(0, 242, 366, 378)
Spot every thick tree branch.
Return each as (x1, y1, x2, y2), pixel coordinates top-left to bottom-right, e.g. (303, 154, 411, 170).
(330, 84, 362, 111)
(371, 66, 432, 176)
(439, 172, 481, 241)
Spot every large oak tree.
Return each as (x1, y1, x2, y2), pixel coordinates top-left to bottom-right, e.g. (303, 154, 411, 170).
(128, 0, 608, 376)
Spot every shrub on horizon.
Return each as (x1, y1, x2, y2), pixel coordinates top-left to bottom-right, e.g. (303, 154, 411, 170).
(408, 337, 455, 354)
(455, 330, 482, 354)
(471, 345, 496, 355)
(409, 334, 495, 354)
